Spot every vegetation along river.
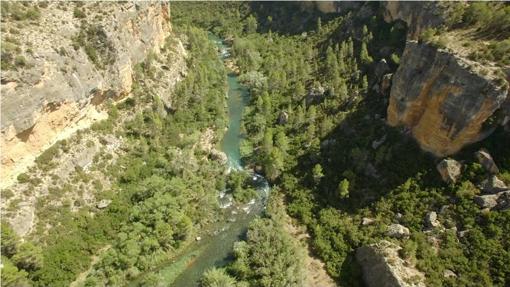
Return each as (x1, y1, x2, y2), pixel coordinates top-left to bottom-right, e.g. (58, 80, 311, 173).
(136, 34, 270, 287)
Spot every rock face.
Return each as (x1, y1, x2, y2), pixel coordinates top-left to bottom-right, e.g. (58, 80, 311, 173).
(382, 2, 445, 40)
(387, 41, 508, 157)
(0, 2, 185, 187)
(436, 159, 462, 183)
(356, 240, 426, 287)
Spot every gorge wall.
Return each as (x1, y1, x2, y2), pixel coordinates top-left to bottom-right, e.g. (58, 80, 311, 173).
(1, 2, 184, 187)
(387, 41, 508, 156)
(382, 2, 509, 157)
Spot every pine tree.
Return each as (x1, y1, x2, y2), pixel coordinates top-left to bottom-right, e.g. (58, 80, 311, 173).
(246, 15, 258, 34)
(360, 42, 373, 65)
(312, 164, 324, 183)
(361, 74, 368, 92)
(338, 179, 350, 199)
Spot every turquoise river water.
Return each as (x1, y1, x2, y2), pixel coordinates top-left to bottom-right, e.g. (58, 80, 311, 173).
(133, 35, 269, 287)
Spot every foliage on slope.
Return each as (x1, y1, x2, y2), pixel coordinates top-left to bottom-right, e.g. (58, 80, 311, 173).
(174, 2, 510, 286)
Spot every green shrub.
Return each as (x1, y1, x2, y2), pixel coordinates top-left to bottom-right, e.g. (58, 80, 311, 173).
(17, 173, 30, 183)
(14, 55, 26, 67)
(390, 53, 400, 65)
(73, 7, 86, 19)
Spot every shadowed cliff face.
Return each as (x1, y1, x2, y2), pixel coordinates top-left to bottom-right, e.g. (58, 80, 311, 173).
(382, 1, 444, 40)
(387, 41, 508, 157)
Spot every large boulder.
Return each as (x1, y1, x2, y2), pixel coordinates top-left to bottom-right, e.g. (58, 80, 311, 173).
(356, 240, 426, 287)
(424, 211, 440, 228)
(436, 159, 462, 184)
(96, 199, 112, 209)
(479, 175, 508, 194)
(475, 191, 510, 210)
(277, 111, 289, 125)
(474, 194, 499, 209)
(475, 149, 499, 174)
(387, 223, 410, 239)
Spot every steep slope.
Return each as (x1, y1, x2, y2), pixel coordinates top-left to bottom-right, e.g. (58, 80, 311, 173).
(1, 2, 185, 187)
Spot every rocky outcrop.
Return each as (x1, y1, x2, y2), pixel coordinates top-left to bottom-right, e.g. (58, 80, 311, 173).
(356, 240, 426, 287)
(1, 2, 185, 187)
(387, 41, 508, 157)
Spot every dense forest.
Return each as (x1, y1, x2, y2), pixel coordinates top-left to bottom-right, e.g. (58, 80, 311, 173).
(1, 1, 509, 287)
(172, 2, 510, 286)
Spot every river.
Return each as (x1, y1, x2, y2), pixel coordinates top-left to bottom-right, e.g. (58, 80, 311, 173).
(135, 34, 269, 287)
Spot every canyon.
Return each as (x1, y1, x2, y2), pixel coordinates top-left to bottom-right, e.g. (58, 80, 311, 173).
(1, 2, 509, 287)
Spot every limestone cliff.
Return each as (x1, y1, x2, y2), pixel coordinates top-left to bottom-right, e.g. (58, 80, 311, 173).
(383, 2, 509, 157)
(1, 2, 185, 187)
(387, 41, 508, 156)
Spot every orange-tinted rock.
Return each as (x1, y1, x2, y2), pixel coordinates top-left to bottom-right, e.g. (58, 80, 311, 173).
(387, 41, 509, 157)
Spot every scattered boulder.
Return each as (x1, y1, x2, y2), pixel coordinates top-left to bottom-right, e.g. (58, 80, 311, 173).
(457, 230, 469, 238)
(475, 190, 510, 210)
(479, 175, 508, 194)
(362, 217, 376, 226)
(425, 211, 440, 228)
(387, 223, 410, 239)
(443, 269, 457, 279)
(195, 236, 202, 241)
(475, 149, 499, 174)
(474, 194, 499, 209)
(210, 150, 228, 165)
(306, 85, 325, 104)
(96, 199, 112, 209)
(496, 191, 510, 210)
(356, 240, 426, 287)
(436, 159, 462, 184)
(277, 111, 289, 125)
